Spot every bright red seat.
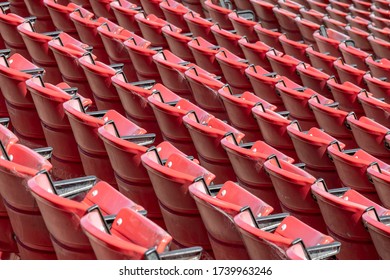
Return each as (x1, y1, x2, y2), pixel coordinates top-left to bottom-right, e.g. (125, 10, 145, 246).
(363, 72, 390, 103)
(228, 11, 257, 42)
(311, 179, 386, 259)
(28, 172, 143, 259)
(69, 7, 110, 63)
(184, 65, 227, 120)
(278, 0, 304, 13)
(159, 0, 190, 32)
(273, 6, 302, 40)
(26, 77, 92, 179)
(338, 40, 370, 71)
(183, 11, 216, 44)
(266, 49, 302, 84)
(23, 0, 55, 33)
(187, 37, 222, 75)
(279, 34, 310, 63)
(346, 115, 390, 163)
(333, 58, 367, 90)
(245, 65, 285, 109)
(325, 5, 348, 23)
(370, 12, 390, 29)
(307, 0, 327, 14)
(367, 162, 390, 209)
(234, 207, 340, 259)
(345, 25, 372, 52)
(366, 56, 390, 83)
(254, 23, 284, 52)
(238, 38, 272, 71)
(305, 46, 338, 77)
(183, 112, 244, 183)
(0, 53, 46, 148)
(0, 143, 55, 259)
(161, 23, 194, 62)
(89, 0, 116, 21)
(135, 13, 168, 48)
(204, 0, 233, 30)
(183, 0, 205, 17)
(296, 63, 333, 98)
(250, 0, 279, 30)
(139, 0, 164, 18)
(322, 15, 347, 34)
(368, 34, 390, 59)
(313, 26, 350, 57)
(299, 7, 324, 25)
(189, 180, 273, 259)
(352, 0, 371, 10)
(218, 85, 276, 141)
(141, 147, 214, 254)
(371, 4, 390, 19)
(358, 90, 390, 127)
(109, 0, 141, 35)
(346, 14, 370, 32)
(210, 24, 243, 57)
(367, 24, 390, 41)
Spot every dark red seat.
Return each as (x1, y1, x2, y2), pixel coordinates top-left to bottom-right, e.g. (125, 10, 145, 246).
(204, 0, 233, 30)
(8, 0, 29, 17)
(183, 0, 205, 17)
(183, 112, 244, 183)
(367, 162, 390, 209)
(234, 207, 340, 259)
(221, 133, 294, 211)
(279, 34, 310, 63)
(183, 11, 216, 44)
(245, 65, 285, 109)
(311, 180, 385, 259)
(23, 0, 55, 33)
(0, 53, 46, 148)
(139, 0, 165, 18)
(109, 0, 141, 35)
(273, 6, 302, 41)
(228, 11, 257, 42)
(97, 20, 138, 81)
(368, 34, 390, 59)
(305, 46, 338, 77)
(184, 65, 227, 120)
(254, 23, 283, 52)
(250, 0, 279, 30)
(69, 7, 110, 64)
(187, 37, 222, 75)
(211, 24, 243, 57)
(351, 0, 371, 10)
(346, 115, 390, 163)
(89, 0, 116, 22)
(313, 26, 350, 57)
(0, 143, 55, 259)
(141, 147, 214, 255)
(26, 77, 92, 179)
(358, 90, 390, 127)
(338, 41, 370, 71)
(363, 72, 390, 102)
(189, 180, 273, 259)
(218, 85, 276, 141)
(266, 49, 302, 84)
(159, 0, 190, 32)
(28, 172, 143, 259)
(366, 56, 390, 83)
(238, 38, 272, 71)
(161, 23, 194, 62)
(296, 63, 333, 98)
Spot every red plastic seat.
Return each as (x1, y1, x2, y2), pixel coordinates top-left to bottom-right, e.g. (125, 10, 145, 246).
(250, 0, 279, 30)
(8, 0, 29, 17)
(307, 0, 327, 14)
(311, 180, 385, 259)
(278, 0, 304, 13)
(373, 0, 390, 9)
(159, 0, 190, 32)
(109, 0, 141, 35)
(254, 23, 284, 52)
(366, 57, 390, 83)
(123, 33, 161, 81)
(358, 91, 390, 127)
(147, 85, 202, 155)
(366, 162, 390, 209)
(266, 49, 302, 84)
(221, 133, 293, 211)
(17, 20, 63, 83)
(368, 34, 390, 59)
(327, 142, 385, 203)
(287, 121, 344, 186)
(370, 12, 390, 29)
(204, 0, 233, 30)
(183, 11, 216, 44)
(352, 0, 371, 10)
(245, 65, 285, 109)
(28, 172, 143, 259)
(48, 33, 95, 103)
(299, 7, 324, 25)
(346, 115, 390, 163)
(322, 15, 347, 34)
(23, 0, 55, 33)
(69, 7, 110, 64)
(183, 112, 244, 183)
(189, 180, 273, 259)
(141, 147, 214, 253)
(325, 5, 348, 23)
(305, 46, 338, 77)
(187, 37, 222, 75)
(279, 34, 310, 63)
(345, 25, 372, 52)
(313, 26, 350, 57)
(139, 0, 165, 18)
(210, 24, 243, 57)
(367, 24, 390, 41)
(273, 6, 302, 41)
(294, 17, 320, 49)
(0, 7, 30, 59)
(338, 41, 370, 71)
(215, 48, 252, 91)
(0, 143, 55, 259)
(346, 15, 370, 32)
(0, 53, 46, 148)
(152, 50, 194, 101)
(333, 58, 367, 89)
(234, 207, 339, 260)
(363, 72, 390, 103)
(184, 65, 227, 120)
(183, 0, 206, 17)
(228, 11, 257, 42)
(161, 23, 194, 62)
(89, 0, 116, 21)
(26, 77, 92, 179)
(371, 4, 390, 19)
(43, 0, 80, 40)
(296, 63, 333, 98)
(218, 85, 276, 141)
(135, 13, 168, 48)
(264, 155, 326, 232)
(97, 20, 138, 81)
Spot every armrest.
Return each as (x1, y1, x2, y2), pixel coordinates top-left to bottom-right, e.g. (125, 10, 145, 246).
(182, 32, 193, 37)
(0, 117, 10, 127)
(263, 72, 278, 78)
(20, 68, 45, 75)
(256, 212, 290, 232)
(324, 102, 339, 108)
(327, 187, 350, 197)
(33, 147, 53, 160)
(62, 87, 78, 96)
(109, 63, 124, 71)
(86, 110, 108, 118)
(149, 46, 164, 52)
(277, 111, 290, 117)
(343, 148, 360, 155)
(306, 242, 341, 260)
(0, 49, 11, 57)
(208, 183, 224, 196)
(236, 10, 255, 21)
(144, 246, 203, 260)
(378, 77, 387, 82)
(178, 61, 191, 66)
(121, 133, 156, 146)
(53, 175, 97, 198)
(293, 87, 307, 92)
(239, 142, 255, 149)
(294, 162, 306, 169)
(129, 80, 156, 89)
(41, 31, 62, 37)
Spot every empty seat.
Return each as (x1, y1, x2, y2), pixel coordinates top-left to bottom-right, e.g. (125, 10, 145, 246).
(228, 11, 257, 42)
(305, 46, 338, 77)
(266, 49, 302, 84)
(254, 23, 284, 52)
(160, 0, 190, 32)
(109, 0, 142, 35)
(367, 161, 390, 209)
(135, 13, 168, 48)
(367, 24, 390, 41)
(326, 5, 349, 23)
(311, 179, 386, 259)
(273, 6, 302, 41)
(370, 12, 390, 29)
(345, 25, 372, 52)
(23, 0, 55, 33)
(346, 15, 370, 32)
(368, 34, 390, 59)
(313, 26, 350, 57)
(0, 53, 46, 148)
(26, 77, 91, 179)
(141, 147, 214, 254)
(210, 24, 243, 57)
(296, 63, 333, 98)
(307, 0, 327, 14)
(218, 85, 276, 141)
(278, 0, 304, 13)
(338, 41, 370, 71)
(295, 16, 320, 49)
(333, 58, 367, 90)
(234, 207, 340, 259)
(189, 180, 273, 259)
(366, 57, 390, 83)
(371, 4, 390, 19)
(279, 34, 310, 63)
(358, 90, 390, 127)
(8, 0, 29, 17)
(238, 38, 272, 71)
(161, 23, 194, 62)
(204, 0, 233, 30)
(322, 15, 347, 34)
(28, 172, 143, 259)
(250, 0, 279, 30)
(183, 0, 205, 17)
(183, 11, 216, 44)
(184, 65, 227, 120)
(139, 0, 165, 18)
(363, 72, 390, 103)
(183, 112, 244, 183)
(299, 7, 324, 25)
(89, 0, 116, 21)
(187, 37, 222, 75)
(346, 115, 390, 163)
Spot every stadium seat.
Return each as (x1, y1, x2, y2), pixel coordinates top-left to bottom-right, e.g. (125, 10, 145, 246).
(187, 37, 222, 75)
(239, 39, 271, 70)
(368, 34, 390, 59)
(338, 41, 370, 71)
(0, 52, 47, 148)
(7, 0, 29, 17)
(345, 25, 372, 52)
(78, 53, 125, 114)
(296, 63, 333, 98)
(370, 12, 390, 29)
(313, 26, 350, 57)
(234, 207, 340, 259)
(181, 0, 205, 17)
(23, 0, 55, 33)
(311, 179, 385, 259)
(210, 24, 243, 57)
(152, 50, 194, 101)
(307, 0, 327, 14)
(371, 3, 390, 19)
(322, 15, 347, 34)
(69, 7, 110, 63)
(254, 23, 283, 52)
(266, 49, 302, 84)
(109, 0, 142, 35)
(346, 15, 370, 32)
(141, 147, 214, 254)
(183, 11, 216, 44)
(160, 0, 190, 32)
(189, 179, 273, 259)
(325, 4, 348, 23)
(333, 58, 367, 90)
(161, 23, 194, 62)
(218, 84, 276, 141)
(0, 142, 55, 259)
(366, 57, 390, 83)
(367, 23, 390, 41)
(140, 0, 165, 18)
(295, 16, 320, 49)
(89, 0, 116, 21)
(366, 161, 390, 209)
(250, 0, 279, 30)
(278, 0, 304, 13)
(183, 111, 244, 183)
(299, 7, 324, 25)
(358, 90, 390, 127)
(272, 6, 302, 41)
(184, 65, 227, 120)
(26, 77, 92, 179)
(28, 172, 144, 259)
(363, 72, 390, 103)
(204, 0, 233, 30)
(279, 34, 310, 63)
(228, 11, 257, 42)
(245, 65, 285, 109)
(305, 45, 338, 77)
